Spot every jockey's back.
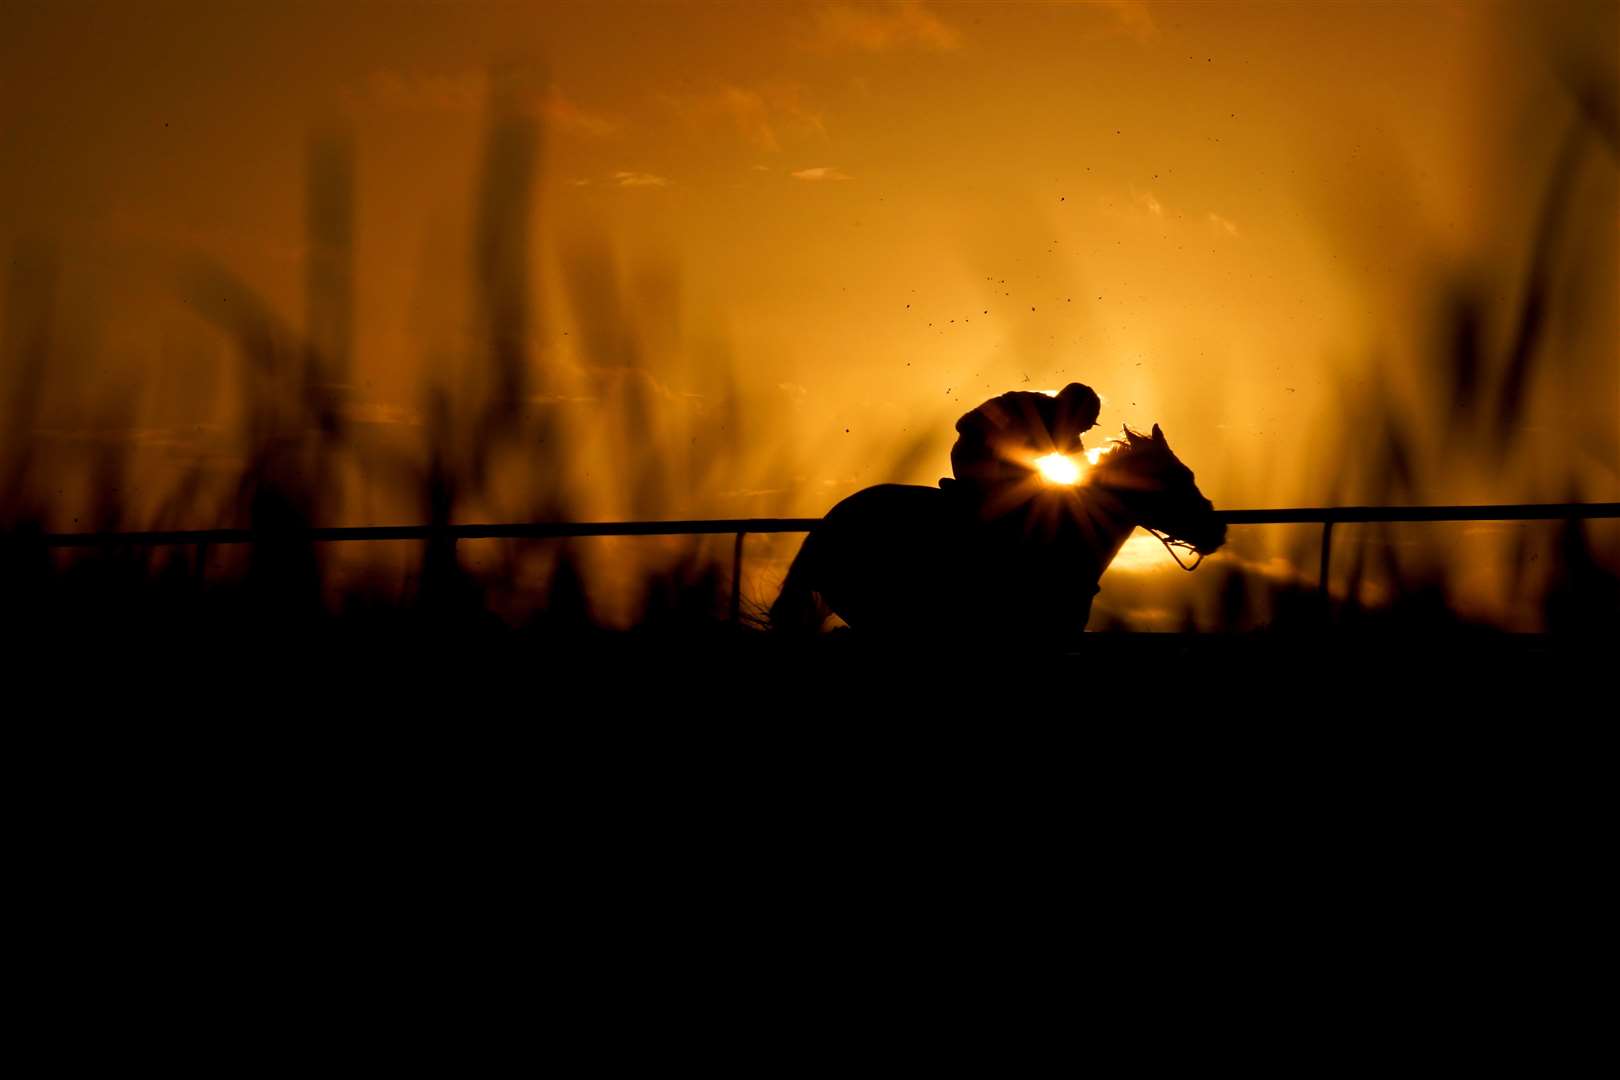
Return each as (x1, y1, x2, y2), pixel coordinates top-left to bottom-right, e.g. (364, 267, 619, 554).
(947, 382, 1101, 500)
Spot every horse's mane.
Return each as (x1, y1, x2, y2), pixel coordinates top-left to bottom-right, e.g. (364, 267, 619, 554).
(1088, 430, 1148, 473)
(1087, 427, 1189, 488)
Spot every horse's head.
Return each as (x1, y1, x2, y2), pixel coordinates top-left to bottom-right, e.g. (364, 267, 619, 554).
(1092, 424, 1226, 556)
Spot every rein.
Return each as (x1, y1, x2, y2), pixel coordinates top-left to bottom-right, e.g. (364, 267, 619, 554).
(1145, 527, 1206, 572)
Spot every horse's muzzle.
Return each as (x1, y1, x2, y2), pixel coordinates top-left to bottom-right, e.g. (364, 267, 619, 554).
(1193, 519, 1228, 556)
(1178, 503, 1227, 555)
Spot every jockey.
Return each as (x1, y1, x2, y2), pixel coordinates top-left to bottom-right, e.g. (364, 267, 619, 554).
(944, 382, 1102, 510)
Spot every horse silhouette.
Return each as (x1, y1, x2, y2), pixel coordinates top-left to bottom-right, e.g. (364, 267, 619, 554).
(770, 424, 1225, 647)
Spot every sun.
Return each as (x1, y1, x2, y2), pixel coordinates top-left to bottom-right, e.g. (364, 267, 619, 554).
(1034, 452, 1082, 485)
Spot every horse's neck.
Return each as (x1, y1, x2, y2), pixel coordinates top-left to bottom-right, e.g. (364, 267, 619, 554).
(1076, 483, 1144, 572)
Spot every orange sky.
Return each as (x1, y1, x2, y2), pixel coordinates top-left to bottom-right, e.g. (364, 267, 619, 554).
(1, 0, 1614, 551)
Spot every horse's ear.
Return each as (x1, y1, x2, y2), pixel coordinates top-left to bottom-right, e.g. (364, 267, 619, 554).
(1151, 423, 1165, 444)
(1124, 424, 1144, 447)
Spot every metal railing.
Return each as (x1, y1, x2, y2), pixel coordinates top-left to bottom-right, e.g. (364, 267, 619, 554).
(31, 502, 1620, 622)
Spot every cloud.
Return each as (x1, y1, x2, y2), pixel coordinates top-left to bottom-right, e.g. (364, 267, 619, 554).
(663, 82, 826, 152)
(347, 70, 621, 137)
(791, 166, 852, 181)
(543, 91, 622, 138)
(612, 171, 670, 188)
(813, 1, 962, 52)
(1136, 190, 1165, 217)
(527, 393, 600, 405)
(1097, 1, 1158, 43)
(718, 85, 780, 151)
(1207, 212, 1241, 237)
(356, 70, 481, 113)
(344, 401, 420, 427)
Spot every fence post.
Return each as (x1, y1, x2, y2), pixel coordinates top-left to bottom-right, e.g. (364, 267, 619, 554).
(730, 531, 747, 624)
(1318, 519, 1334, 598)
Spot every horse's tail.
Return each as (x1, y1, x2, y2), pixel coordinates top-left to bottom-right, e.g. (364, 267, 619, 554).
(768, 528, 825, 635)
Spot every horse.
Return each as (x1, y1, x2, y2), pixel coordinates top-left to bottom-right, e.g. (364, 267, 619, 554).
(768, 423, 1226, 648)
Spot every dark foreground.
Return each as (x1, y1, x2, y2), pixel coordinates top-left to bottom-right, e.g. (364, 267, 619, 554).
(14, 623, 1607, 1063)
(15, 620, 1610, 724)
